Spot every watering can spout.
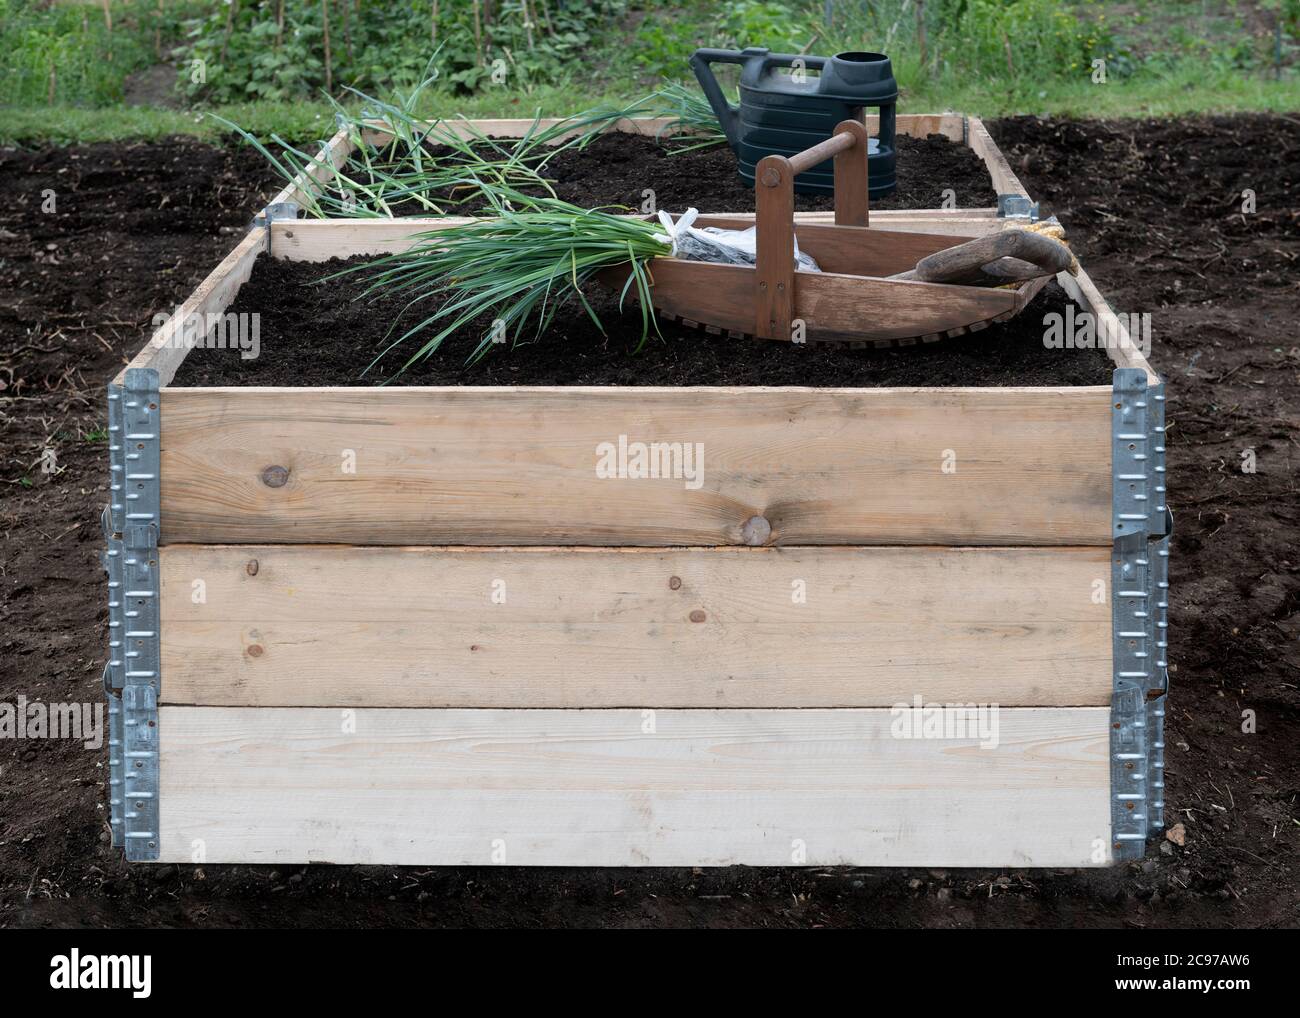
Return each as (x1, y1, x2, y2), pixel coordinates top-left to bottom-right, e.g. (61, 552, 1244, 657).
(689, 47, 760, 150)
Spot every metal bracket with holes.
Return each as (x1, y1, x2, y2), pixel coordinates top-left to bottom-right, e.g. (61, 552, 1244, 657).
(1110, 367, 1170, 862)
(103, 367, 162, 862)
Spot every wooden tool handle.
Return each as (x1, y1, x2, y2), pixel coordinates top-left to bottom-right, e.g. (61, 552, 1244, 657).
(754, 120, 872, 340)
(896, 230, 1074, 287)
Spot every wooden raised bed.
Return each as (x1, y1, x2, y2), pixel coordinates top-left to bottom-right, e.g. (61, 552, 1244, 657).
(103, 115, 1168, 868)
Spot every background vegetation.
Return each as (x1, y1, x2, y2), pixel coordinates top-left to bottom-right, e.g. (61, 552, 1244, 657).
(1, 0, 1297, 142)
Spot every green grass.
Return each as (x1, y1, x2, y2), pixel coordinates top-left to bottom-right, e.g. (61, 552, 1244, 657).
(0, 83, 645, 145)
(1, 0, 1297, 148)
(4, 62, 1295, 148)
(0, 102, 337, 146)
(904, 63, 1300, 118)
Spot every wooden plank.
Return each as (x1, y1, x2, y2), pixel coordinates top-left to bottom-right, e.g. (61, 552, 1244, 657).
(158, 706, 1111, 866)
(158, 386, 1114, 547)
(117, 227, 266, 386)
(967, 116, 1031, 197)
(269, 210, 1004, 262)
(264, 126, 351, 213)
(890, 113, 967, 141)
(1057, 266, 1159, 382)
(358, 113, 966, 148)
(160, 545, 1111, 708)
(360, 114, 680, 148)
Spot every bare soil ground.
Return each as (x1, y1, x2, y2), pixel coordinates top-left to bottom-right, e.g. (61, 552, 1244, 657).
(0, 119, 1296, 929)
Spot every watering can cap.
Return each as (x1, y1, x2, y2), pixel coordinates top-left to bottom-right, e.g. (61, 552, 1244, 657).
(828, 51, 894, 85)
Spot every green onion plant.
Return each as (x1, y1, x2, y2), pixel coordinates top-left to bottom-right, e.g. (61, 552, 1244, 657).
(332, 184, 672, 373)
(213, 57, 664, 218)
(651, 83, 730, 154)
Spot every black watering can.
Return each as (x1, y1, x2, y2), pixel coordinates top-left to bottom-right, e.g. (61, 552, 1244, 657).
(690, 47, 897, 197)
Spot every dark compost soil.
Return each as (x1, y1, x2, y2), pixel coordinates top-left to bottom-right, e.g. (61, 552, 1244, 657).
(2, 118, 1298, 930)
(168, 257, 1110, 387)
(409, 131, 997, 215)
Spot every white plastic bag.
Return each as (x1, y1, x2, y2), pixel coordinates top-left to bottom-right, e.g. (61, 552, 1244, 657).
(656, 208, 820, 272)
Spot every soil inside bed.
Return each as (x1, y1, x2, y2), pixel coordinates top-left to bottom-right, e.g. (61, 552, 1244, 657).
(367, 131, 998, 215)
(168, 255, 1113, 387)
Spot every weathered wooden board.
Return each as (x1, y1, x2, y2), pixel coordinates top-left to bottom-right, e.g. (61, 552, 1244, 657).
(160, 545, 1111, 708)
(359, 114, 682, 149)
(268, 209, 1004, 261)
(158, 386, 1114, 547)
(967, 117, 1031, 198)
(158, 706, 1112, 866)
(1056, 266, 1158, 382)
(119, 226, 266, 386)
(265, 125, 351, 212)
(356, 112, 966, 148)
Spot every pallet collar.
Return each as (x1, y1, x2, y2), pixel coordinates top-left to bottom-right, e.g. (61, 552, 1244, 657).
(103, 367, 162, 861)
(97, 362, 1170, 864)
(1110, 367, 1170, 861)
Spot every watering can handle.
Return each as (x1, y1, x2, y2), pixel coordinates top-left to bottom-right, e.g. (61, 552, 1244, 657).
(688, 49, 748, 149)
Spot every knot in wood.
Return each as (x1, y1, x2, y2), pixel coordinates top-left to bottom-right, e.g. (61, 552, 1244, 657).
(741, 515, 772, 546)
(261, 465, 290, 488)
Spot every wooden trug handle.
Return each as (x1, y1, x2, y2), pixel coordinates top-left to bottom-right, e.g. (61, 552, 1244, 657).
(786, 129, 857, 176)
(753, 120, 873, 339)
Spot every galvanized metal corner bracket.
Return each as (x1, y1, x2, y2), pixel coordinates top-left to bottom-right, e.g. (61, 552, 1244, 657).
(1110, 367, 1169, 863)
(252, 200, 302, 229)
(997, 193, 1041, 221)
(104, 367, 162, 862)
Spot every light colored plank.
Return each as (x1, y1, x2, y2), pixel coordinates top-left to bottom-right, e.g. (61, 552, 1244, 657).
(268, 210, 1004, 262)
(891, 113, 968, 141)
(159, 386, 1114, 547)
(159, 706, 1112, 866)
(160, 545, 1111, 708)
(967, 116, 1031, 198)
(359, 114, 680, 148)
(1056, 267, 1158, 382)
(264, 126, 351, 213)
(357, 113, 966, 148)
(117, 227, 266, 386)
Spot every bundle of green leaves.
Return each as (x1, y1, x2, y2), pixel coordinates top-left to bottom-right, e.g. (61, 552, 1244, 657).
(334, 184, 670, 373)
